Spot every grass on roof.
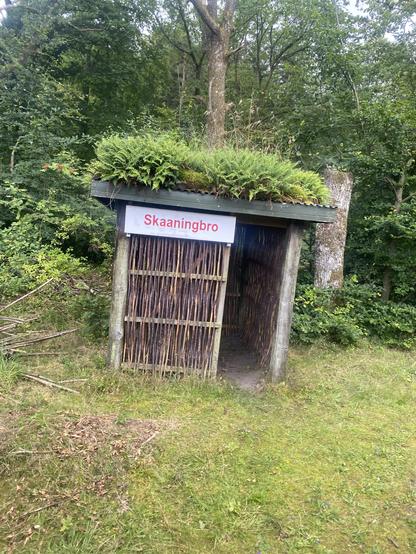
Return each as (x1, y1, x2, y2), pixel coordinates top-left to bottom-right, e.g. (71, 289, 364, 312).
(90, 133, 330, 205)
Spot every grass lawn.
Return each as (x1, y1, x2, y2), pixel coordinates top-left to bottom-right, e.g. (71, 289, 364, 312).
(0, 342, 415, 553)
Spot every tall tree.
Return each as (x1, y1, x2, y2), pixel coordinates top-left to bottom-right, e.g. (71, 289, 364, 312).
(190, 0, 237, 148)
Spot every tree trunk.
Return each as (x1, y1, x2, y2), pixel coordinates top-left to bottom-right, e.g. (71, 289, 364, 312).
(314, 168, 353, 288)
(206, 30, 228, 148)
(190, 0, 235, 149)
(381, 178, 404, 301)
(381, 267, 393, 302)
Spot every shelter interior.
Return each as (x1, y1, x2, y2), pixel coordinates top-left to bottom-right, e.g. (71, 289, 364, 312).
(219, 221, 287, 385)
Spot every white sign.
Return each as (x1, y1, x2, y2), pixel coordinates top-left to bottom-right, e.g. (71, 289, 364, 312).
(124, 205, 236, 244)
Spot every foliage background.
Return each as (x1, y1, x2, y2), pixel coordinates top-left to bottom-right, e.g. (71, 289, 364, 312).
(1, 0, 415, 345)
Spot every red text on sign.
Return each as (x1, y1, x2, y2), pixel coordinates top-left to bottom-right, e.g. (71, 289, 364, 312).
(144, 214, 219, 233)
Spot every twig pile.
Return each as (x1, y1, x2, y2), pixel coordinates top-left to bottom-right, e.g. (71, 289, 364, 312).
(0, 279, 76, 357)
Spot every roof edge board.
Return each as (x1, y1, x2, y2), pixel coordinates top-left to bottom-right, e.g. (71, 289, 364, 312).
(91, 180, 337, 224)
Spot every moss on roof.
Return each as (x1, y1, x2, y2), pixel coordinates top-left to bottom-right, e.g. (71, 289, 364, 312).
(90, 133, 330, 205)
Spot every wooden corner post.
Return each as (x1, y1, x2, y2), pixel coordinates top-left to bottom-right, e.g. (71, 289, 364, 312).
(210, 243, 231, 378)
(270, 222, 304, 383)
(108, 208, 130, 370)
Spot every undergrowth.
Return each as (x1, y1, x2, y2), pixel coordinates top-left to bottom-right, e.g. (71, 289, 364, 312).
(90, 133, 330, 204)
(292, 281, 416, 349)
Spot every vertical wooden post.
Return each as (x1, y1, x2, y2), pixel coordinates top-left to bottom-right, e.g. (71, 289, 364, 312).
(210, 243, 231, 378)
(108, 212, 130, 370)
(270, 223, 304, 383)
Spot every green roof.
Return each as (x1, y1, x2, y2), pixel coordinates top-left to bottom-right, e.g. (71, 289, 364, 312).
(90, 134, 331, 206)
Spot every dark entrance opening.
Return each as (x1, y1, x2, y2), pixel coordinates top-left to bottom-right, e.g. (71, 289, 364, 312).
(219, 222, 286, 388)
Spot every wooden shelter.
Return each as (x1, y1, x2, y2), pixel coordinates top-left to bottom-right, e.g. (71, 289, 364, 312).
(92, 180, 336, 382)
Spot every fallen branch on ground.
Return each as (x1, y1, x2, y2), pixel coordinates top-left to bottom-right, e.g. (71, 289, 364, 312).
(22, 374, 80, 394)
(8, 449, 57, 456)
(0, 280, 77, 358)
(136, 431, 159, 456)
(58, 378, 88, 383)
(19, 502, 59, 519)
(0, 279, 54, 313)
(12, 351, 60, 357)
(5, 328, 77, 352)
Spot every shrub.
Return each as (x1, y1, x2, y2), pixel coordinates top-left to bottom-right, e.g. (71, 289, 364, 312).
(0, 155, 114, 299)
(71, 292, 110, 341)
(292, 282, 416, 349)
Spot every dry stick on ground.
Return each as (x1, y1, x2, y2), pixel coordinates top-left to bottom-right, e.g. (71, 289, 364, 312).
(2, 328, 77, 354)
(136, 431, 159, 456)
(7, 328, 77, 347)
(388, 537, 400, 549)
(22, 374, 80, 394)
(8, 449, 58, 456)
(0, 279, 54, 313)
(0, 279, 76, 357)
(19, 502, 60, 520)
(58, 378, 88, 384)
(13, 351, 60, 357)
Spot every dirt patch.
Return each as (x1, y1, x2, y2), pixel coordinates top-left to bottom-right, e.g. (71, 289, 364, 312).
(2, 413, 174, 461)
(219, 335, 266, 392)
(56, 415, 170, 460)
(2, 414, 176, 551)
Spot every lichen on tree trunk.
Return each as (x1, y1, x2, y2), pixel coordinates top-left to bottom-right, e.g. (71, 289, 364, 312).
(190, 0, 235, 149)
(206, 31, 227, 148)
(314, 168, 353, 289)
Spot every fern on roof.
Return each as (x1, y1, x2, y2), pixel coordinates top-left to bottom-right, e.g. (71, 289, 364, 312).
(90, 133, 330, 205)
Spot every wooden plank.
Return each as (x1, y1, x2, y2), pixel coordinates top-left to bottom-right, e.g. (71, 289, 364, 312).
(129, 269, 226, 281)
(121, 363, 203, 375)
(269, 222, 304, 382)
(108, 222, 130, 370)
(124, 316, 221, 329)
(210, 244, 232, 378)
(91, 180, 337, 223)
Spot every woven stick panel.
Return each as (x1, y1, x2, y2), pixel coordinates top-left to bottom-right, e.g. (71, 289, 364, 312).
(123, 235, 227, 377)
(238, 225, 286, 366)
(223, 224, 245, 336)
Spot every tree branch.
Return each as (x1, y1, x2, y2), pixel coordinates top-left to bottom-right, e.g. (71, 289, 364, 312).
(224, 0, 237, 28)
(402, 191, 416, 204)
(189, 0, 220, 35)
(226, 43, 245, 59)
(154, 15, 192, 56)
(1, 2, 103, 32)
(175, 0, 199, 68)
(230, 11, 256, 39)
(271, 36, 305, 69)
